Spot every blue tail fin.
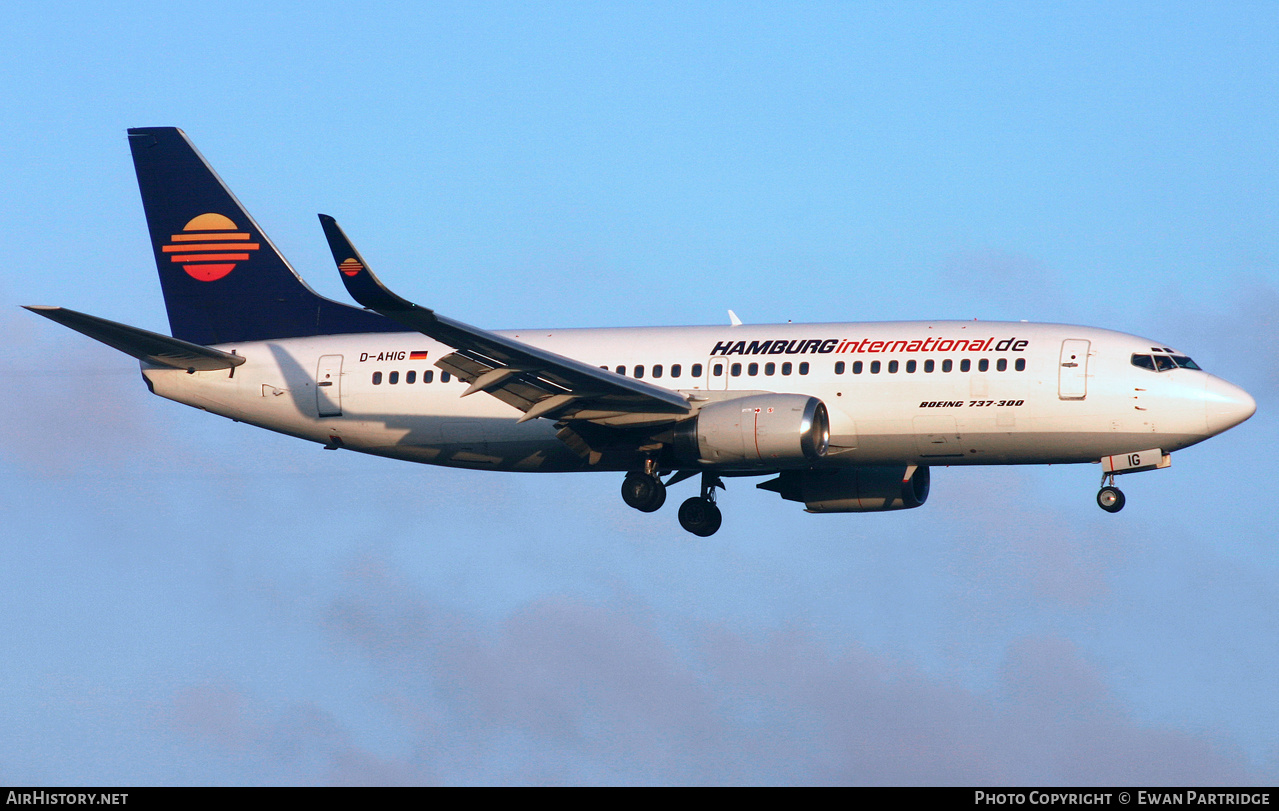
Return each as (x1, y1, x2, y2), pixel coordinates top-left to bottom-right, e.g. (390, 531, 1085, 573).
(128, 127, 400, 345)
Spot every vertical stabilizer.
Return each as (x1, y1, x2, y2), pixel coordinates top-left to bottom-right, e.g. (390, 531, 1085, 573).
(127, 127, 399, 344)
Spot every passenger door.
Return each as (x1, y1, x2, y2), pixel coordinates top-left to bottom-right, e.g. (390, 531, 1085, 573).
(1058, 340, 1090, 400)
(316, 354, 343, 417)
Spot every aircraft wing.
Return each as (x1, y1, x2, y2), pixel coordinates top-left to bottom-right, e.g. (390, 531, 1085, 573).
(318, 215, 691, 424)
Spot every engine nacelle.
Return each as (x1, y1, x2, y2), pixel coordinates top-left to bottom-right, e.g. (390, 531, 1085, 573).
(758, 465, 930, 512)
(671, 394, 829, 469)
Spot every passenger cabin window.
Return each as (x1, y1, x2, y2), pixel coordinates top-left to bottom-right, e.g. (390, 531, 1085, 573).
(441, 372, 451, 383)
(924, 359, 934, 373)
(996, 359, 1007, 372)
(765, 362, 776, 375)
(798, 362, 809, 375)
(835, 361, 845, 375)
(853, 361, 863, 374)
(389, 371, 399, 384)
(406, 371, 416, 384)
(372, 372, 382, 385)
(692, 364, 703, 377)
(781, 362, 792, 376)
(942, 360, 953, 373)
(616, 365, 626, 375)
(748, 362, 759, 376)
(960, 359, 971, 372)
(978, 359, 989, 372)
(423, 370, 434, 383)
(634, 365, 644, 378)
(887, 360, 898, 374)
(652, 364, 663, 378)
(730, 363, 741, 377)
(671, 364, 682, 378)
(870, 361, 881, 374)
(906, 360, 917, 373)
(1015, 358, 1025, 372)
(712, 363, 722, 377)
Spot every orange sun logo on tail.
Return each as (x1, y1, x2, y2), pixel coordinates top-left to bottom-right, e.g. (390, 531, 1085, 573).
(339, 258, 363, 277)
(162, 213, 260, 281)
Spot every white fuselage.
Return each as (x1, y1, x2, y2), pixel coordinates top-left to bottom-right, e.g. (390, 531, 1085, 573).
(140, 320, 1253, 474)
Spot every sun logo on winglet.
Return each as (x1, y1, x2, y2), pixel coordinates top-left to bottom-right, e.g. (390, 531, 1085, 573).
(339, 258, 363, 277)
(162, 213, 260, 282)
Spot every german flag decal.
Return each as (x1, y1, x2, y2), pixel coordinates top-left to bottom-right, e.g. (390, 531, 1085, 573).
(409, 351, 429, 360)
(162, 213, 260, 282)
(339, 258, 363, 277)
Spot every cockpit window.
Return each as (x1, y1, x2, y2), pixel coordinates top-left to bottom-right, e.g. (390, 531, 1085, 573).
(1132, 353, 1202, 372)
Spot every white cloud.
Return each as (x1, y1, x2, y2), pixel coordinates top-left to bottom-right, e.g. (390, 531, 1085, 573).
(299, 556, 1268, 785)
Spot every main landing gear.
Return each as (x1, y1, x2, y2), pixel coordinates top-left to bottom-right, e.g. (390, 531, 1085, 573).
(621, 471, 666, 512)
(678, 475, 724, 537)
(620, 466, 725, 536)
(1097, 472, 1125, 513)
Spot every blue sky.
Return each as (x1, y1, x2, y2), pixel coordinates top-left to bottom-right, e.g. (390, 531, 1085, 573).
(1, 1, 1276, 785)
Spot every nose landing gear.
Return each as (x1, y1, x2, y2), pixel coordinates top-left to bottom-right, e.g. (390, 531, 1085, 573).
(1094, 449, 1171, 513)
(1096, 472, 1125, 513)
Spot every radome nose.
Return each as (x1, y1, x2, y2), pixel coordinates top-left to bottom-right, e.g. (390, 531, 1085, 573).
(1203, 376, 1257, 436)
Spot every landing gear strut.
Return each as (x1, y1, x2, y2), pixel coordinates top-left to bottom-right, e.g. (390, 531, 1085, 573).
(678, 474, 724, 537)
(1097, 472, 1125, 513)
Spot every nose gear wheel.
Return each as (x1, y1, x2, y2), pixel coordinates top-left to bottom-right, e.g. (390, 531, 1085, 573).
(1096, 472, 1125, 513)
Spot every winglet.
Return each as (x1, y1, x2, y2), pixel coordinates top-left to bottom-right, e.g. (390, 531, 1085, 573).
(314, 215, 691, 420)
(728, 309, 742, 326)
(318, 214, 431, 318)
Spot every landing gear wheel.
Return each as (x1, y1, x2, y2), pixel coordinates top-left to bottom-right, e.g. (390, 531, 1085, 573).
(1097, 486, 1126, 513)
(678, 497, 723, 537)
(621, 473, 666, 513)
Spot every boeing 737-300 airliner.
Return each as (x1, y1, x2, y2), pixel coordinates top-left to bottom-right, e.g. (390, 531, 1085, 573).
(27, 128, 1256, 536)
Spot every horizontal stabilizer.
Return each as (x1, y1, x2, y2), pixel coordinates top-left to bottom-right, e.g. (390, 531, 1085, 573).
(24, 306, 246, 371)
